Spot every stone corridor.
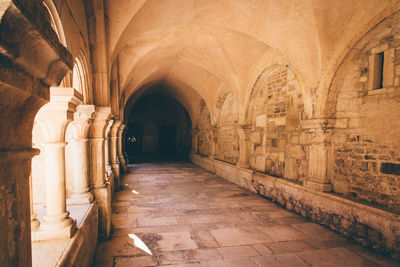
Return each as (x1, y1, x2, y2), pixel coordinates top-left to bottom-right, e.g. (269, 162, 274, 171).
(93, 162, 398, 267)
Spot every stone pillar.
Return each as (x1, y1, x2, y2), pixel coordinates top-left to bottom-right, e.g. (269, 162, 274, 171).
(105, 119, 114, 177)
(110, 120, 122, 190)
(33, 88, 82, 240)
(90, 107, 113, 240)
(302, 119, 333, 192)
(237, 124, 251, 168)
(117, 124, 128, 173)
(209, 126, 217, 159)
(0, 149, 39, 266)
(67, 105, 95, 204)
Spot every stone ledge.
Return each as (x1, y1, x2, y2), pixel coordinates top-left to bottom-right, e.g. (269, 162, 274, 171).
(32, 203, 98, 267)
(190, 152, 400, 261)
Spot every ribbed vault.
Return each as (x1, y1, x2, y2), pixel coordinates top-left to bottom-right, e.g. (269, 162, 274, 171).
(106, 0, 400, 119)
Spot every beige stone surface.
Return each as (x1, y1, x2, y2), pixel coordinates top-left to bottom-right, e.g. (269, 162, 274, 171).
(93, 162, 397, 266)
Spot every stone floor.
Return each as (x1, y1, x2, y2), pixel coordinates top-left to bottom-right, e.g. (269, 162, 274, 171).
(93, 161, 399, 267)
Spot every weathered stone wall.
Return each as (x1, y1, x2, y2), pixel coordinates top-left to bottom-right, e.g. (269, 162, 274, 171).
(194, 101, 212, 156)
(329, 11, 400, 212)
(215, 92, 239, 164)
(246, 65, 306, 181)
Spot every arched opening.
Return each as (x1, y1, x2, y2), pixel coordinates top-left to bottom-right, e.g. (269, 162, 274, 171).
(126, 83, 192, 162)
(73, 54, 90, 103)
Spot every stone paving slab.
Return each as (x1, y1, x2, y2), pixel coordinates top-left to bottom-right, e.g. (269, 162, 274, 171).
(93, 162, 399, 267)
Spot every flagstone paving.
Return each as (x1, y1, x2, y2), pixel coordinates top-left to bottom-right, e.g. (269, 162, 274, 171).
(93, 161, 399, 267)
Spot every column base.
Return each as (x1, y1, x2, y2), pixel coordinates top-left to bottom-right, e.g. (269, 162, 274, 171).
(93, 184, 112, 240)
(67, 192, 94, 205)
(303, 179, 333, 192)
(33, 219, 76, 241)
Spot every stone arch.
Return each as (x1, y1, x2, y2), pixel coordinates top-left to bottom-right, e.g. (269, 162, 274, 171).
(42, 0, 67, 47)
(215, 91, 239, 164)
(73, 52, 90, 103)
(325, 10, 400, 211)
(243, 64, 306, 180)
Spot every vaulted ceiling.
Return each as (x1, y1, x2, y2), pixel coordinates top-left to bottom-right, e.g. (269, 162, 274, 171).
(105, 0, 399, 119)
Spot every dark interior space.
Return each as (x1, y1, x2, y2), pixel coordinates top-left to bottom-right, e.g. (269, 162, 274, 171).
(126, 90, 192, 162)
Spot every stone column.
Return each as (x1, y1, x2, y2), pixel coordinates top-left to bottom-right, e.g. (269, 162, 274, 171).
(90, 107, 113, 240)
(209, 126, 217, 159)
(105, 119, 114, 176)
(0, 149, 39, 266)
(67, 105, 95, 204)
(33, 87, 82, 240)
(110, 120, 122, 190)
(237, 124, 251, 168)
(302, 119, 333, 192)
(117, 124, 128, 173)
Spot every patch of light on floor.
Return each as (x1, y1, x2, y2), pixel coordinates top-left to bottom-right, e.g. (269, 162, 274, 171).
(132, 189, 140, 195)
(128, 234, 152, 255)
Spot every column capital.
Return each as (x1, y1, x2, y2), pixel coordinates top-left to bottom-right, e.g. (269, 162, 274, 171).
(91, 107, 113, 138)
(69, 104, 95, 139)
(36, 87, 83, 143)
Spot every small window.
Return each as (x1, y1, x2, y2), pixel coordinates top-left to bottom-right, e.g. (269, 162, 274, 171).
(372, 52, 384, 89)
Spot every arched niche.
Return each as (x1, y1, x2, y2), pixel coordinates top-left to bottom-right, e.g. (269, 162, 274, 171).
(244, 64, 306, 181)
(73, 53, 90, 103)
(215, 91, 239, 164)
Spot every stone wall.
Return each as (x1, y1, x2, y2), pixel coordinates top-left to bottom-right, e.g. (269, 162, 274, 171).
(246, 65, 306, 181)
(329, 11, 400, 212)
(195, 101, 212, 156)
(215, 92, 239, 164)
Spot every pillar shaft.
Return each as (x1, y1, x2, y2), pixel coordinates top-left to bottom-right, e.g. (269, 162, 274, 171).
(302, 119, 333, 192)
(117, 124, 128, 173)
(237, 125, 251, 168)
(0, 149, 39, 266)
(90, 107, 113, 240)
(67, 105, 95, 204)
(42, 142, 69, 220)
(105, 119, 114, 176)
(110, 120, 122, 190)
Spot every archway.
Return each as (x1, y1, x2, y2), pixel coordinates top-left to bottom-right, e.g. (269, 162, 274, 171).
(125, 83, 192, 162)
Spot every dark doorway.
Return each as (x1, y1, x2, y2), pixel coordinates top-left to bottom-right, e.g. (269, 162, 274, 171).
(126, 123, 143, 157)
(159, 124, 176, 156)
(126, 87, 192, 162)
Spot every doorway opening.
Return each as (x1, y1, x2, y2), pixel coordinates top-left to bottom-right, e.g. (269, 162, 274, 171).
(126, 91, 192, 162)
